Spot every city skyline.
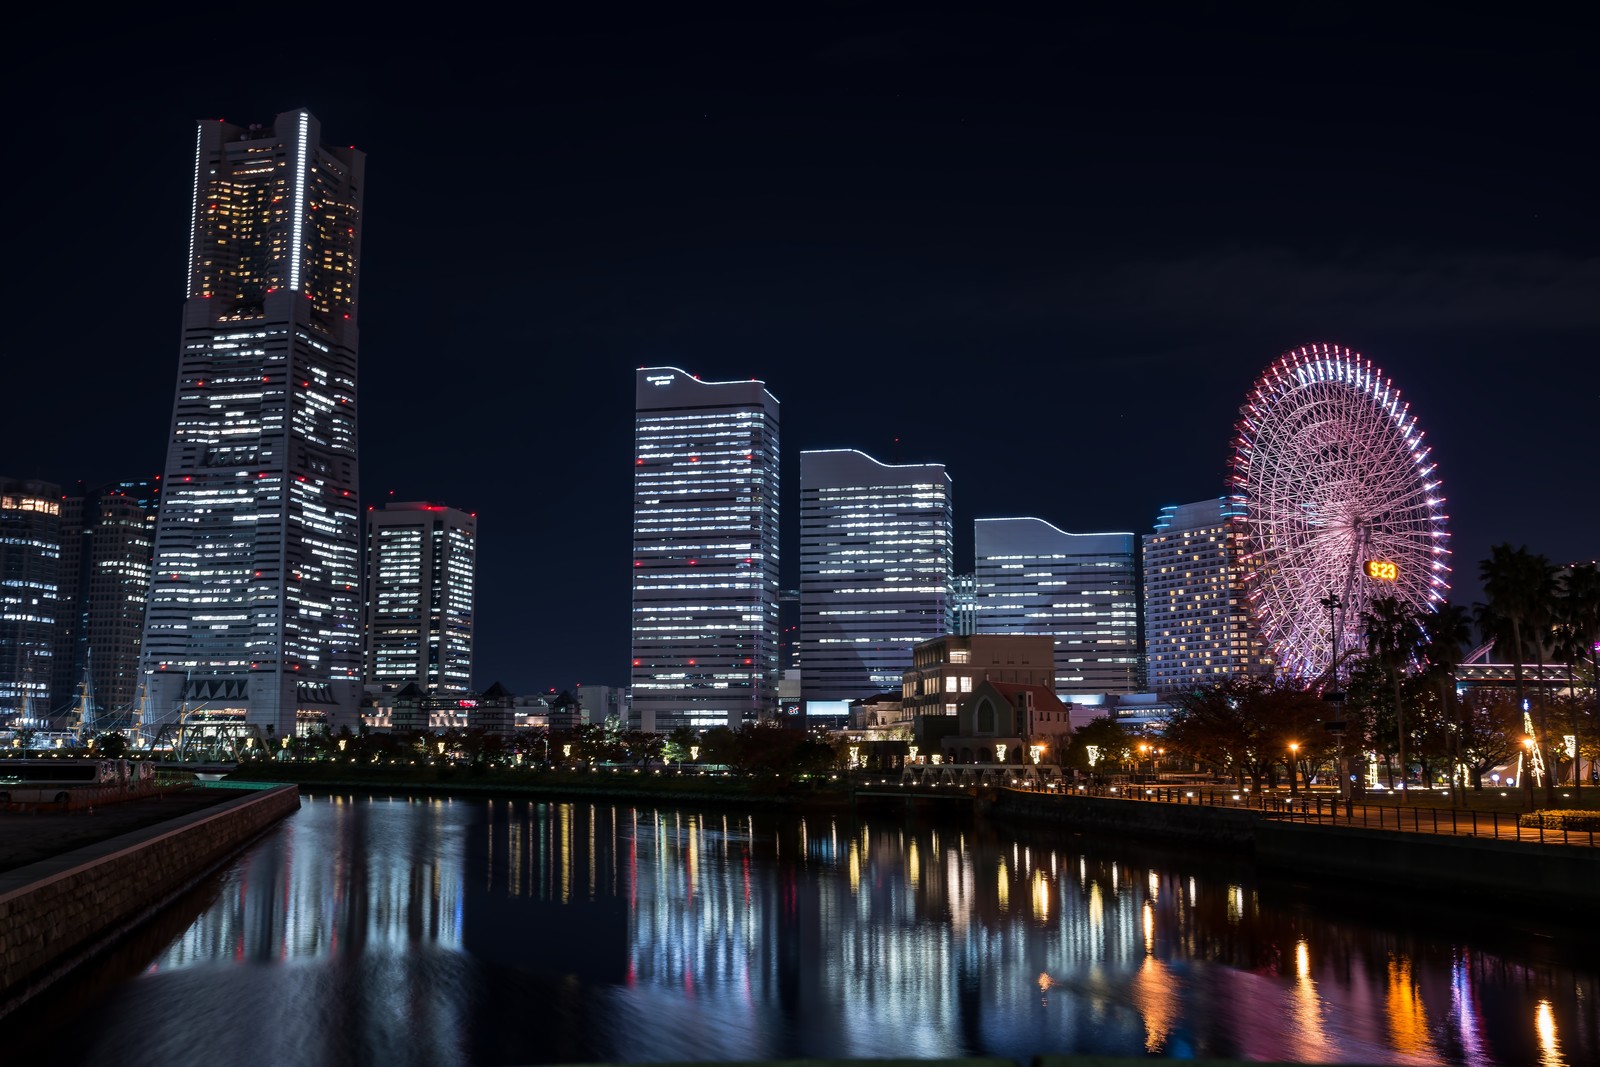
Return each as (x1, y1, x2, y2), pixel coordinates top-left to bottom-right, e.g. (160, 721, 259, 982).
(3, 9, 1592, 696)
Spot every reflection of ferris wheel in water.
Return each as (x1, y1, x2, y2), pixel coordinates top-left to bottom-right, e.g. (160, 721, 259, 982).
(1231, 343, 1451, 680)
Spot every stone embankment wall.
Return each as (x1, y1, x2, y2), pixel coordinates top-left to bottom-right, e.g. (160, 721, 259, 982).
(0, 784, 299, 1016)
(993, 789, 1261, 847)
(1253, 821, 1600, 908)
(990, 789, 1600, 907)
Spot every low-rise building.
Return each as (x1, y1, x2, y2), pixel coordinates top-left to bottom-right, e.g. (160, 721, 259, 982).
(901, 633, 1055, 749)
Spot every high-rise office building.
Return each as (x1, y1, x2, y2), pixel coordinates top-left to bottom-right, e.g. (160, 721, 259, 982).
(974, 517, 1141, 696)
(141, 110, 365, 738)
(364, 501, 477, 692)
(949, 573, 977, 636)
(0, 478, 62, 726)
(799, 450, 952, 718)
(1141, 498, 1270, 695)
(631, 368, 780, 733)
(50, 480, 159, 729)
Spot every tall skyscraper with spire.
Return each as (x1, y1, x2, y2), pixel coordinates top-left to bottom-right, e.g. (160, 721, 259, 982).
(140, 110, 365, 739)
(631, 368, 780, 733)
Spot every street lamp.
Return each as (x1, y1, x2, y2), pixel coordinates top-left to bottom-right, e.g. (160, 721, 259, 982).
(1288, 741, 1300, 795)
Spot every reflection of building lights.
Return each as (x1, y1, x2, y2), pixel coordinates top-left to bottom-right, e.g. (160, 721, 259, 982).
(1032, 870, 1050, 921)
(1296, 939, 1310, 980)
(1536, 1000, 1560, 1067)
(1386, 954, 1430, 1055)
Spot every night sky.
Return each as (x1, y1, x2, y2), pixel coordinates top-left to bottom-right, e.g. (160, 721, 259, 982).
(6, 7, 1594, 697)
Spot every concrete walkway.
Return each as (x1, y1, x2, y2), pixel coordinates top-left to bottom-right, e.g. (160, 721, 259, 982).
(0, 790, 236, 875)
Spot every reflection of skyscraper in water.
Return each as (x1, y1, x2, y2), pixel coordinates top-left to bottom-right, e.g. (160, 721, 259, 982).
(462, 800, 628, 984)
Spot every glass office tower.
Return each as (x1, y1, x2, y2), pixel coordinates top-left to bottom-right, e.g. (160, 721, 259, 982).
(141, 110, 365, 738)
(799, 450, 952, 718)
(631, 368, 780, 733)
(364, 502, 477, 693)
(0, 478, 62, 727)
(973, 517, 1139, 696)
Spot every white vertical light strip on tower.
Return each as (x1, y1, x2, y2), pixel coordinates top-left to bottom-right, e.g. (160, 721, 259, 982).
(188, 123, 202, 296)
(288, 110, 309, 292)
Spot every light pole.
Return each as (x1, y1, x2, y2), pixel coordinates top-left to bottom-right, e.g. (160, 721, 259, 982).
(1319, 591, 1351, 805)
(1288, 741, 1300, 796)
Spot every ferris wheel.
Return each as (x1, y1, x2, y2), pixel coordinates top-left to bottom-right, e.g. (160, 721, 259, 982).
(1231, 343, 1450, 681)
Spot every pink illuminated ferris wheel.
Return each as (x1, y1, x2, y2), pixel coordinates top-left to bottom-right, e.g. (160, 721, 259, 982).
(1231, 343, 1450, 681)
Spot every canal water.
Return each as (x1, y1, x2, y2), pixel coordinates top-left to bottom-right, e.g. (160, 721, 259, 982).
(12, 794, 1597, 1066)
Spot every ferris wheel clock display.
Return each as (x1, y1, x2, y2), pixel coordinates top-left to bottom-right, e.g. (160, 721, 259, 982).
(1231, 343, 1450, 679)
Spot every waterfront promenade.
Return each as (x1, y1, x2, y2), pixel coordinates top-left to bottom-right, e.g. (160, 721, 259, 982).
(0, 789, 237, 874)
(985, 780, 1600, 846)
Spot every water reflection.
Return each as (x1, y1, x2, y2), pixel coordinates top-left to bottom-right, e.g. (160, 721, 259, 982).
(11, 795, 1598, 1067)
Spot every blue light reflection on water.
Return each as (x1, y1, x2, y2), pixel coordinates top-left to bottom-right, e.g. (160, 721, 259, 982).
(19, 794, 1596, 1067)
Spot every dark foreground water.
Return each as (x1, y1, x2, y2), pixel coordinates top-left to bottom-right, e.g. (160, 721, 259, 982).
(12, 794, 1599, 1066)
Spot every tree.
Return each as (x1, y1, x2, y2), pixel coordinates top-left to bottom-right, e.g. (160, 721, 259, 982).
(1363, 596, 1428, 802)
(1163, 678, 1326, 792)
(91, 730, 130, 759)
(1554, 562, 1600, 789)
(1456, 688, 1524, 789)
(1421, 603, 1473, 804)
(662, 726, 698, 766)
(1063, 715, 1132, 777)
(1477, 544, 1559, 803)
(698, 725, 740, 768)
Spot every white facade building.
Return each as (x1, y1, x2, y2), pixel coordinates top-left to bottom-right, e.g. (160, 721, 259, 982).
(630, 368, 780, 733)
(973, 518, 1140, 697)
(799, 450, 952, 716)
(1141, 498, 1270, 695)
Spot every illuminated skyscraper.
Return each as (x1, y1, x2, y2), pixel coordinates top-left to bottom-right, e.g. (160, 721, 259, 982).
(1141, 498, 1270, 694)
(364, 502, 477, 692)
(974, 517, 1140, 696)
(50, 480, 159, 728)
(0, 478, 62, 726)
(141, 110, 365, 738)
(631, 368, 780, 733)
(799, 450, 952, 718)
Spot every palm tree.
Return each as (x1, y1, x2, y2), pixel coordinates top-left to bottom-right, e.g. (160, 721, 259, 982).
(1477, 544, 1559, 803)
(1422, 603, 1473, 805)
(1554, 562, 1600, 790)
(1364, 595, 1427, 803)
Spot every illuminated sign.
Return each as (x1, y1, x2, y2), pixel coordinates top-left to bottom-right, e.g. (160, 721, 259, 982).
(1365, 560, 1399, 581)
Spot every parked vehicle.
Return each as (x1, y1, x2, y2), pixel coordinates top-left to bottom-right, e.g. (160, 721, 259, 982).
(0, 758, 145, 803)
